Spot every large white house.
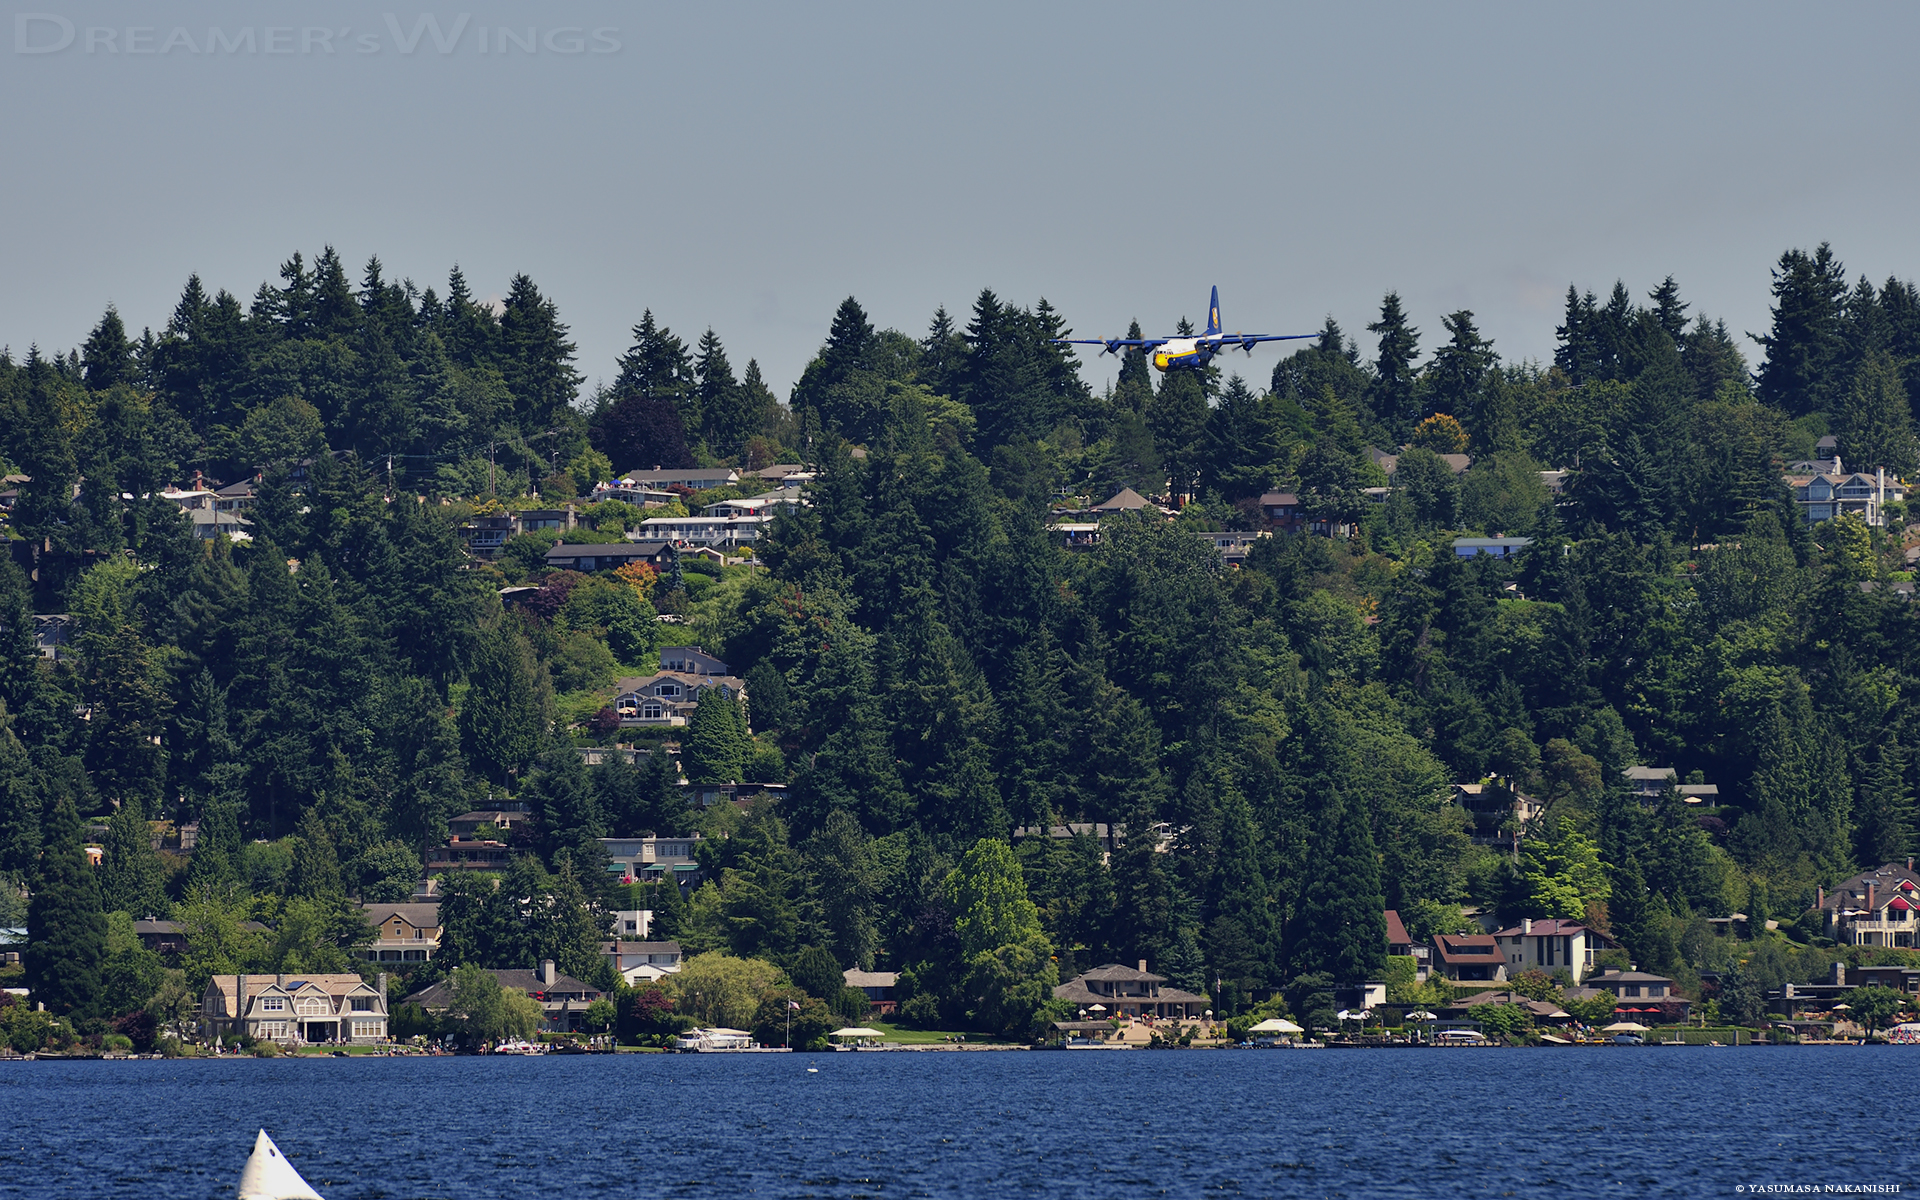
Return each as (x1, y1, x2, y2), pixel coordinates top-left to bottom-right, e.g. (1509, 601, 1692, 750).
(201, 973, 389, 1045)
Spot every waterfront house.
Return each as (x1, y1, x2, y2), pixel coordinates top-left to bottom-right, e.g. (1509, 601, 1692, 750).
(1431, 932, 1508, 982)
(1808, 860, 1920, 948)
(402, 961, 602, 1033)
(1485, 918, 1615, 984)
(603, 940, 684, 984)
(1053, 961, 1209, 1020)
(201, 972, 389, 1045)
(844, 969, 898, 1016)
(359, 902, 441, 964)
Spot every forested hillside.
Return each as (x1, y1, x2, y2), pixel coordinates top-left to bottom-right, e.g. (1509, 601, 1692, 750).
(3, 242, 1918, 1042)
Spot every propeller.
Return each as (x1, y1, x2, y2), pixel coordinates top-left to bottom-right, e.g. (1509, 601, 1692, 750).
(1103, 339, 1124, 356)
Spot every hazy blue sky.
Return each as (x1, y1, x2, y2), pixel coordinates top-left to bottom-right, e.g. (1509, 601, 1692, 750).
(6, 1, 1919, 398)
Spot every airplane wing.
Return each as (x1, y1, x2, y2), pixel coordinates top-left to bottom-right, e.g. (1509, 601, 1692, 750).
(1051, 337, 1170, 356)
(1198, 333, 1319, 351)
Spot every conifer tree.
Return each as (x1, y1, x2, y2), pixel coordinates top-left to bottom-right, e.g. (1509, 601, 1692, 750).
(81, 305, 134, 391)
(1367, 292, 1421, 438)
(498, 273, 582, 433)
(693, 328, 742, 456)
(459, 621, 553, 784)
(26, 796, 108, 1017)
(1286, 787, 1386, 985)
(685, 692, 749, 784)
(1425, 310, 1497, 434)
(1755, 243, 1850, 418)
(99, 796, 163, 917)
(1836, 349, 1917, 476)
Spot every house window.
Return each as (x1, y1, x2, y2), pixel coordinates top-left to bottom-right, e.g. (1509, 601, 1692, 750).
(351, 997, 375, 1012)
(260, 997, 286, 1012)
(351, 1020, 382, 1039)
(643, 703, 663, 720)
(296, 996, 330, 1016)
(257, 1022, 287, 1040)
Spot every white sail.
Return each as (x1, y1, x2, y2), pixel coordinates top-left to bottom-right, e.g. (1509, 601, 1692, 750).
(237, 1129, 325, 1200)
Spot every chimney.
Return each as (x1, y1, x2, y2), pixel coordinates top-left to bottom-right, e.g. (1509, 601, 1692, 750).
(1138, 959, 1148, 974)
(1818, 886, 1825, 907)
(1522, 917, 1533, 936)
(236, 973, 247, 1037)
(1832, 961, 1846, 987)
(1868, 882, 1877, 911)
(377, 972, 388, 1013)
(541, 959, 556, 986)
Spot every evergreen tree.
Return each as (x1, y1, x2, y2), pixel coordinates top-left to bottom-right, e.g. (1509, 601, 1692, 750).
(1367, 292, 1421, 438)
(1286, 788, 1387, 985)
(692, 327, 739, 454)
(289, 807, 343, 899)
(99, 796, 163, 917)
(459, 621, 553, 784)
(498, 273, 582, 433)
(26, 796, 108, 1017)
(1754, 243, 1850, 418)
(1836, 349, 1917, 476)
(1855, 741, 1915, 866)
(81, 305, 135, 391)
(1425, 310, 1497, 434)
(1199, 374, 1286, 500)
(1149, 354, 1209, 503)
(684, 691, 749, 783)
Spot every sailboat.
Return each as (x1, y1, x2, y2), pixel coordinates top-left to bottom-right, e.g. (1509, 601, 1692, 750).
(237, 1129, 325, 1200)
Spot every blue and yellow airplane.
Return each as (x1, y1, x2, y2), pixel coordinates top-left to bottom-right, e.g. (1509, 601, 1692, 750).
(1053, 286, 1315, 372)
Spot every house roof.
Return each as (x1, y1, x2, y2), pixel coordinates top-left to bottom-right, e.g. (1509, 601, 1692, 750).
(544, 540, 671, 563)
(1076, 963, 1165, 983)
(402, 968, 598, 1009)
(843, 969, 898, 988)
(1448, 990, 1563, 1016)
(613, 670, 744, 696)
(205, 973, 376, 1016)
(362, 903, 440, 928)
(1095, 487, 1156, 511)
(602, 940, 682, 955)
(1487, 919, 1602, 941)
(1258, 491, 1301, 507)
(1384, 909, 1412, 947)
(1586, 970, 1674, 985)
(1432, 933, 1503, 963)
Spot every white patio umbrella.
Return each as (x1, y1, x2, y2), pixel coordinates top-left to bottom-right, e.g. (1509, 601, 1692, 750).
(1088, 1004, 1107, 1015)
(1335, 1009, 1363, 1021)
(1602, 1021, 1649, 1033)
(1829, 1003, 1852, 1012)
(1405, 1010, 1438, 1021)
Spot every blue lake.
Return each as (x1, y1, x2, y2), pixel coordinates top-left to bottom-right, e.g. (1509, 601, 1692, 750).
(0, 1047, 1912, 1198)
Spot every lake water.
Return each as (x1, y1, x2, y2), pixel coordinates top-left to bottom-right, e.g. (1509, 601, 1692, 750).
(0, 1047, 1913, 1198)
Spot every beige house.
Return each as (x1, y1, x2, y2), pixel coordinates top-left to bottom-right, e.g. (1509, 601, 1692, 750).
(201, 973, 389, 1045)
(1053, 962, 1209, 1020)
(1811, 861, 1920, 948)
(612, 670, 747, 728)
(360, 903, 441, 964)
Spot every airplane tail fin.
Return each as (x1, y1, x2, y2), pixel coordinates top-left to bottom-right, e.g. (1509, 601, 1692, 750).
(1205, 286, 1222, 337)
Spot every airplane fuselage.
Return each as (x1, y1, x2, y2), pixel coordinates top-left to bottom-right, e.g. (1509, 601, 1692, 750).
(1151, 338, 1209, 372)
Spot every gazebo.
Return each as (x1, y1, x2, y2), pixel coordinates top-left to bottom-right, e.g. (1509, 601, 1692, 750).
(829, 1027, 885, 1046)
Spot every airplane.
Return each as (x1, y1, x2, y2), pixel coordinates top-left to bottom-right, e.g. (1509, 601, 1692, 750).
(1052, 286, 1315, 372)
